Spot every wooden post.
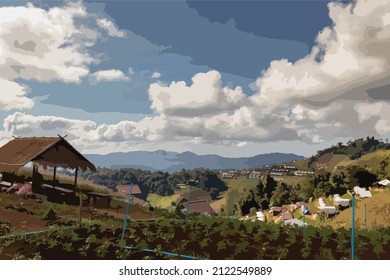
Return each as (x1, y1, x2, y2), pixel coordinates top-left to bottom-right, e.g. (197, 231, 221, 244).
(79, 190, 82, 228)
(52, 166, 57, 189)
(74, 167, 78, 188)
(74, 167, 82, 228)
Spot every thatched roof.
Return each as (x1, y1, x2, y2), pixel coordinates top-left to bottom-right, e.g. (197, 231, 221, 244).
(0, 137, 96, 173)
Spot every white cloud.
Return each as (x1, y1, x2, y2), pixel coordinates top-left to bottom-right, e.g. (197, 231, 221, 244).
(0, 78, 34, 111)
(151, 72, 161, 78)
(97, 18, 126, 38)
(2, 0, 390, 153)
(0, 1, 123, 111)
(149, 70, 248, 117)
(244, 0, 390, 143)
(0, 2, 96, 84)
(89, 69, 129, 85)
(253, 0, 390, 108)
(236, 141, 247, 147)
(144, 0, 390, 146)
(0, 112, 166, 153)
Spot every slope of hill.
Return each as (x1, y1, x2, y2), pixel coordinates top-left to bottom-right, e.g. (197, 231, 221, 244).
(85, 150, 304, 172)
(293, 149, 390, 174)
(335, 150, 390, 174)
(327, 190, 390, 229)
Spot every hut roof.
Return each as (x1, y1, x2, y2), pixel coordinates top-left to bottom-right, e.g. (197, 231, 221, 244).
(115, 184, 142, 195)
(179, 200, 215, 215)
(0, 137, 96, 173)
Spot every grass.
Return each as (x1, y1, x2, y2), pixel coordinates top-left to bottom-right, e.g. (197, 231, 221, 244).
(222, 176, 259, 192)
(289, 158, 310, 169)
(14, 168, 111, 194)
(327, 188, 390, 229)
(335, 150, 390, 171)
(210, 197, 226, 214)
(325, 154, 349, 171)
(174, 185, 200, 193)
(282, 176, 311, 188)
(147, 193, 181, 209)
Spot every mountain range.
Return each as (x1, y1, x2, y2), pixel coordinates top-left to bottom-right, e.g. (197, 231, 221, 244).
(85, 150, 304, 172)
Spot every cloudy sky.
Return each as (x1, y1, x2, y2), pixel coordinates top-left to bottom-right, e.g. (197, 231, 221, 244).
(1, 0, 390, 157)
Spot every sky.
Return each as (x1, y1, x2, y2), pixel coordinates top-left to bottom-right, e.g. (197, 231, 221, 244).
(0, 0, 390, 157)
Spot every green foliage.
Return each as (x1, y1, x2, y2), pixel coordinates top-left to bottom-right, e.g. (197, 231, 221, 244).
(238, 177, 304, 215)
(1, 217, 390, 260)
(81, 167, 227, 197)
(346, 166, 377, 188)
(270, 182, 291, 206)
(311, 136, 390, 163)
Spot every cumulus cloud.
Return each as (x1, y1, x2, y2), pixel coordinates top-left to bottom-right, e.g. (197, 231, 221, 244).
(149, 70, 248, 117)
(0, 78, 34, 111)
(2, 0, 390, 153)
(0, 1, 121, 111)
(0, 2, 96, 84)
(0, 112, 166, 152)
(97, 18, 126, 38)
(144, 0, 390, 146)
(248, 0, 390, 142)
(89, 69, 129, 85)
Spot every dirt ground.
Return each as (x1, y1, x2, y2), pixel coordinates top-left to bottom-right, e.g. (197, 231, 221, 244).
(0, 209, 48, 232)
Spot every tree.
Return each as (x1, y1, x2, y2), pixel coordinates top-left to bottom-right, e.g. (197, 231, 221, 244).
(330, 172, 349, 195)
(197, 169, 227, 192)
(307, 170, 332, 197)
(346, 166, 377, 188)
(239, 189, 260, 216)
(255, 176, 277, 210)
(289, 184, 302, 202)
(270, 182, 291, 206)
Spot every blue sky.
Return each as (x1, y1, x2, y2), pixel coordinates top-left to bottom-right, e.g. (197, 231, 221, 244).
(1, 0, 390, 157)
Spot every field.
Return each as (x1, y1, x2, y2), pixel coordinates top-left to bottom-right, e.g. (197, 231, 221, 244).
(2, 214, 390, 260)
(222, 176, 259, 192)
(147, 193, 181, 209)
(2, 180, 390, 259)
(0, 192, 160, 235)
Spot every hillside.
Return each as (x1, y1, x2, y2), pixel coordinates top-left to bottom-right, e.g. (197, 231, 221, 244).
(291, 149, 390, 174)
(327, 190, 390, 229)
(85, 150, 304, 172)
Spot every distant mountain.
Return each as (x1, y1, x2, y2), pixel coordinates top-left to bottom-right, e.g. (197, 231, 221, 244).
(85, 150, 304, 172)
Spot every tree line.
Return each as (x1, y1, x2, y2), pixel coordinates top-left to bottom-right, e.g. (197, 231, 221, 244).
(308, 137, 390, 166)
(81, 167, 227, 199)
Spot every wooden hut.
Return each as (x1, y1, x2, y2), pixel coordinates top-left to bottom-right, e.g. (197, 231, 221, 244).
(0, 136, 96, 203)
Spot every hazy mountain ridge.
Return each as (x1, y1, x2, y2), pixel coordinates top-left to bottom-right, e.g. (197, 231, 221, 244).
(85, 150, 304, 172)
